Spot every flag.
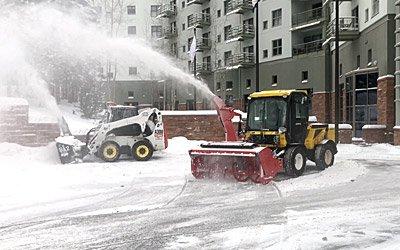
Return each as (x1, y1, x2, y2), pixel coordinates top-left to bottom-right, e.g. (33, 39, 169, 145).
(189, 36, 197, 62)
(252, 0, 259, 8)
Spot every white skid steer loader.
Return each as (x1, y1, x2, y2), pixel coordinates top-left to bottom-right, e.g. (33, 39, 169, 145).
(56, 105, 168, 164)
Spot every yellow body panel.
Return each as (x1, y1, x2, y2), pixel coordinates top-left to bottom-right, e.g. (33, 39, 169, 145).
(249, 89, 308, 99)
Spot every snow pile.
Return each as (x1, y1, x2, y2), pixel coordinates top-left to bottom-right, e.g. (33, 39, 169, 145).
(276, 160, 367, 196)
(0, 97, 28, 111)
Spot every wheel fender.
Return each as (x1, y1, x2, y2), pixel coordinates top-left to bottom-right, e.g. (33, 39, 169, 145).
(320, 139, 338, 154)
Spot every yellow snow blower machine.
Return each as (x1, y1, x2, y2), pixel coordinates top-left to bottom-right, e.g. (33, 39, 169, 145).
(189, 90, 337, 184)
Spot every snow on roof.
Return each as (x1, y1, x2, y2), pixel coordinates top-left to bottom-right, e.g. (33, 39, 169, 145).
(362, 124, 387, 130)
(0, 97, 28, 111)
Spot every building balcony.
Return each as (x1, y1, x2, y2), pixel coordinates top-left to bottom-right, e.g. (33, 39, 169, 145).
(225, 25, 255, 43)
(156, 4, 176, 18)
(327, 17, 360, 41)
(190, 63, 212, 75)
(161, 27, 178, 39)
(187, 0, 209, 6)
(292, 7, 324, 29)
(292, 39, 323, 56)
(197, 38, 211, 51)
(224, 53, 255, 69)
(188, 13, 211, 29)
(226, 0, 253, 15)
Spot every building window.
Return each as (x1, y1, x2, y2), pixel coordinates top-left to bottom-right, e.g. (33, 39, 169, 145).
(263, 49, 268, 58)
(127, 6, 136, 15)
(272, 9, 282, 27)
(182, 45, 186, 52)
(272, 75, 278, 86)
(368, 49, 373, 63)
(263, 21, 268, 30)
(216, 82, 221, 91)
(372, 0, 379, 17)
(339, 63, 343, 76)
(151, 5, 160, 17)
(357, 55, 361, 68)
(272, 39, 282, 56)
(224, 0, 229, 15)
(182, 1, 185, 9)
(226, 81, 233, 91)
(151, 26, 162, 38)
(217, 9, 221, 17)
(127, 26, 136, 35)
(302, 71, 308, 81)
(128, 91, 134, 99)
(365, 8, 369, 22)
(224, 51, 232, 66)
(217, 34, 221, 43)
(246, 79, 251, 89)
(182, 23, 185, 30)
(129, 67, 138, 75)
(224, 25, 231, 41)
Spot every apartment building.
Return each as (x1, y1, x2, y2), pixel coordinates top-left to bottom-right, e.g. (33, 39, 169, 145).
(94, 0, 168, 108)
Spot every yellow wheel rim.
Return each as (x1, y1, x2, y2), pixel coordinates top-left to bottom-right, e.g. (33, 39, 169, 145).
(136, 145, 149, 158)
(104, 145, 117, 159)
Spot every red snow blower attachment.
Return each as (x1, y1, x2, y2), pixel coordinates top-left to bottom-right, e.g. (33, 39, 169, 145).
(189, 96, 282, 184)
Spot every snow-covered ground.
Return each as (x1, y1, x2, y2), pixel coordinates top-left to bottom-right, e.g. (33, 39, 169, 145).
(0, 136, 400, 249)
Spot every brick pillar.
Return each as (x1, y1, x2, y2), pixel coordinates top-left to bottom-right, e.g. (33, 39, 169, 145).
(377, 75, 395, 128)
(394, 127, 400, 145)
(312, 92, 331, 123)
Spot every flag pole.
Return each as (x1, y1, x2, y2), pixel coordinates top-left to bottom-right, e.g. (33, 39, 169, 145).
(334, 0, 339, 143)
(255, 1, 260, 92)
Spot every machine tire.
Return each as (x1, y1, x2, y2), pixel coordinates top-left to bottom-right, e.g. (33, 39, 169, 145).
(315, 144, 335, 170)
(99, 141, 121, 162)
(132, 140, 154, 161)
(284, 146, 306, 177)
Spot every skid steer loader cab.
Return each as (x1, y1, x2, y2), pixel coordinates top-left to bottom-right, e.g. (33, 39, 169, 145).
(246, 90, 311, 148)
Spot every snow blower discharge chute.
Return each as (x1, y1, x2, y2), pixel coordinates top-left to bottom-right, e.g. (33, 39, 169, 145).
(189, 90, 338, 185)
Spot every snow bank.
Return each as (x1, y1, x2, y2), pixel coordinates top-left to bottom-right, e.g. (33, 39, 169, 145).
(0, 97, 28, 111)
(276, 160, 367, 196)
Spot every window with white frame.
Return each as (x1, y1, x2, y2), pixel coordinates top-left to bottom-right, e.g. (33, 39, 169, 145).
(127, 26, 136, 35)
(372, 0, 379, 16)
(365, 8, 369, 22)
(272, 39, 282, 56)
(150, 5, 160, 17)
(127, 6, 136, 15)
(272, 9, 282, 27)
(129, 67, 137, 75)
(151, 26, 162, 38)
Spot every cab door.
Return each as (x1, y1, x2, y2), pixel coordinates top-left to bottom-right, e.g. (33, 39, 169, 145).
(289, 93, 310, 144)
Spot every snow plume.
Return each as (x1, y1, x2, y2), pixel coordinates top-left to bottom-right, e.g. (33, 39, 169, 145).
(0, 1, 213, 118)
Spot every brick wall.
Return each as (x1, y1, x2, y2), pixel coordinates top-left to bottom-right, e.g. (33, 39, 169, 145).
(377, 75, 395, 128)
(163, 113, 225, 141)
(0, 98, 60, 147)
(312, 92, 331, 123)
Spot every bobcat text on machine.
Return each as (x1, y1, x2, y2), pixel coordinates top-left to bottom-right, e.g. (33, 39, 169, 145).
(56, 104, 168, 164)
(189, 89, 337, 184)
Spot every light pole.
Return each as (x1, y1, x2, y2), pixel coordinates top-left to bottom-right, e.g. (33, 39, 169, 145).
(255, 1, 260, 92)
(193, 28, 197, 110)
(334, 0, 340, 143)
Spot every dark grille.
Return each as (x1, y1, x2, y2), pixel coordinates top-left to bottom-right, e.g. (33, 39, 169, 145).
(247, 135, 277, 145)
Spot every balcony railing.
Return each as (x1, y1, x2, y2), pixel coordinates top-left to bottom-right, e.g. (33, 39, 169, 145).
(161, 27, 178, 39)
(197, 38, 211, 51)
(187, 0, 209, 5)
(224, 53, 255, 68)
(188, 13, 211, 28)
(292, 7, 323, 27)
(227, 0, 253, 15)
(190, 63, 212, 74)
(327, 17, 360, 41)
(225, 25, 255, 42)
(292, 39, 323, 56)
(156, 4, 176, 18)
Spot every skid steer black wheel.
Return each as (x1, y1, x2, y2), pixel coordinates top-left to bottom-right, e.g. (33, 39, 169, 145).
(315, 144, 335, 170)
(284, 146, 306, 177)
(132, 140, 154, 161)
(99, 141, 121, 162)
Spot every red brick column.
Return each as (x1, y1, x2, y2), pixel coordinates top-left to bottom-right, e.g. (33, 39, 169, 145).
(377, 75, 395, 129)
(394, 127, 400, 145)
(362, 125, 387, 144)
(312, 92, 331, 123)
(338, 124, 352, 144)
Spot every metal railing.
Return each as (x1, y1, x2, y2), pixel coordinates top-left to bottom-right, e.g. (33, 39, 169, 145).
(227, 0, 253, 14)
(161, 27, 178, 38)
(292, 39, 323, 56)
(156, 4, 176, 18)
(224, 53, 255, 67)
(188, 13, 211, 28)
(327, 17, 359, 37)
(190, 63, 212, 74)
(197, 38, 211, 50)
(292, 7, 323, 26)
(226, 25, 255, 41)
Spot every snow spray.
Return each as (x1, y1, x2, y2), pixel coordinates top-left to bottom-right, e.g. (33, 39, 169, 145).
(0, 2, 214, 120)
